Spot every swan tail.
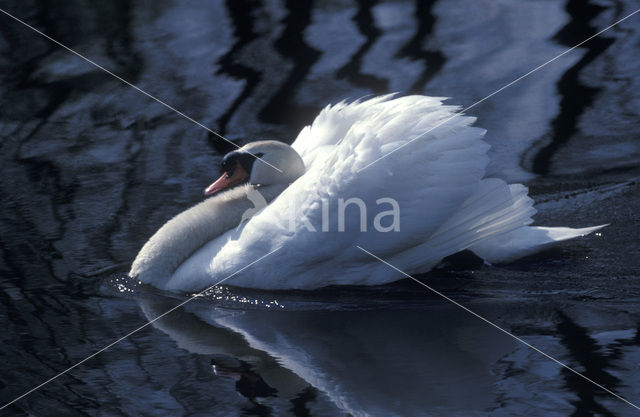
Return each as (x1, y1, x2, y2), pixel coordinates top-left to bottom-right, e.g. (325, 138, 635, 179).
(425, 178, 606, 264)
(469, 224, 607, 264)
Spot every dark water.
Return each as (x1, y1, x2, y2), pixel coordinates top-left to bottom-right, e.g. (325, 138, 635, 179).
(1, 0, 639, 415)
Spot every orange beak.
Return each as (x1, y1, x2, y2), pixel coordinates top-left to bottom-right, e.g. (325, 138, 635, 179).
(204, 161, 250, 196)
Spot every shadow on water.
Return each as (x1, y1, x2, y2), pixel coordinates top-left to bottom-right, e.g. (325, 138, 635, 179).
(336, 0, 388, 94)
(213, 0, 263, 152)
(100, 0, 143, 81)
(556, 311, 640, 417)
(395, 0, 445, 94)
(531, 0, 615, 175)
(556, 311, 618, 416)
(259, 0, 322, 130)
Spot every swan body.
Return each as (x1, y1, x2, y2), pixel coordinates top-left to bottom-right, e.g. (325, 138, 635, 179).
(130, 95, 605, 291)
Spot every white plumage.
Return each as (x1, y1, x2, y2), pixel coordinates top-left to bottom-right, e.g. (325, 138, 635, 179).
(130, 95, 605, 291)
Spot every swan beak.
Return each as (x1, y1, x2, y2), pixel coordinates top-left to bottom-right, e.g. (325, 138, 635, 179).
(204, 162, 249, 196)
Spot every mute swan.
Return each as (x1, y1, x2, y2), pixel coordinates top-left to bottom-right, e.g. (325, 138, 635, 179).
(130, 95, 605, 291)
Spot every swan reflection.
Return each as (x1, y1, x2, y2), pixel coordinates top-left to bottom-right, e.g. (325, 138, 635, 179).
(137, 288, 519, 416)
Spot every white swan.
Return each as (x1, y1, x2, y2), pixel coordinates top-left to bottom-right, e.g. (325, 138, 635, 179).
(130, 95, 605, 291)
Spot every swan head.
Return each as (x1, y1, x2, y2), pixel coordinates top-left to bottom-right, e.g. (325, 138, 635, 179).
(204, 140, 305, 196)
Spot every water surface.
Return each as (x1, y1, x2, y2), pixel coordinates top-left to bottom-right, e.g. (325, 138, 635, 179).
(1, 0, 639, 415)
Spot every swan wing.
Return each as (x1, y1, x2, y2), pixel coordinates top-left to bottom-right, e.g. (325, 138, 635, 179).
(167, 96, 490, 290)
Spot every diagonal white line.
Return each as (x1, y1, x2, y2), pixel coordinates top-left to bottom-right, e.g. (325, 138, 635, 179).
(0, 247, 281, 411)
(0, 7, 283, 174)
(356, 245, 640, 412)
(357, 7, 640, 173)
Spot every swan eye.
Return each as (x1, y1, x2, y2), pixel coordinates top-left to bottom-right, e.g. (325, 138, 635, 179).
(220, 151, 264, 178)
(221, 157, 236, 178)
(220, 152, 241, 177)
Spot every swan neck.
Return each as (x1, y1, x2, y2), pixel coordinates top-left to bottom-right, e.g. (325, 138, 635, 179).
(130, 183, 288, 287)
